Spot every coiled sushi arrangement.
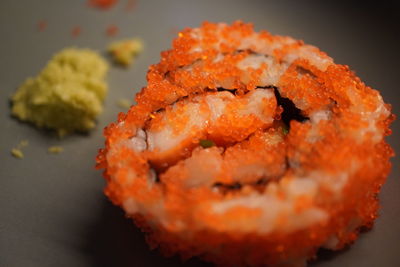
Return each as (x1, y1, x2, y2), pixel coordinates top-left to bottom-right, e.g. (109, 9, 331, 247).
(96, 21, 394, 266)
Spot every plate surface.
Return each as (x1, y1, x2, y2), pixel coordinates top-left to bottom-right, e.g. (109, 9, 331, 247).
(0, 1, 399, 266)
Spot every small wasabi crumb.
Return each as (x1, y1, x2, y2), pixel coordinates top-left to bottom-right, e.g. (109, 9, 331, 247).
(11, 142, 64, 157)
(11, 140, 29, 159)
(19, 140, 29, 147)
(11, 148, 24, 159)
(108, 38, 143, 67)
(48, 146, 64, 154)
(11, 48, 109, 137)
(116, 98, 132, 109)
(199, 139, 215, 148)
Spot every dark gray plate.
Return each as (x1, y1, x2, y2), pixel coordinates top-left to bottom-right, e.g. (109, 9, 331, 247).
(1, 1, 399, 266)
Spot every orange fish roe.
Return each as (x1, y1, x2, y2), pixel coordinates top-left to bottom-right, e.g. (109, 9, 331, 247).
(71, 26, 82, 38)
(97, 21, 394, 266)
(105, 24, 119, 37)
(125, 0, 136, 11)
(87, 0, 118, 10)
(37, 20, 47, 32)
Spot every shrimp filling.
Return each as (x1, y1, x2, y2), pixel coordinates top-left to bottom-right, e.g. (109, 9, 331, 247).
(136, 86, 313, 190)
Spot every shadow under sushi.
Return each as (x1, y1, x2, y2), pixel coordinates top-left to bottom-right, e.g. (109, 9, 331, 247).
(82, 198, 212, 267)
(83, 197, 366, 267)
(308, 247, 351, 266)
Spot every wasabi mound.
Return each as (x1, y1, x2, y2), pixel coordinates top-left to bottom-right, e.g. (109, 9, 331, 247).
(108, 38, 143, 67)
(11, 48, 109, 136)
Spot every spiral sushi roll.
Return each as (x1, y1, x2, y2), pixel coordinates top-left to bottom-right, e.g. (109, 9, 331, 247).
(96, 21, 394, 266)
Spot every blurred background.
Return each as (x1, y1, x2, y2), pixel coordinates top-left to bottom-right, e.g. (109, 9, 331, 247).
(0, 1, 399, 266)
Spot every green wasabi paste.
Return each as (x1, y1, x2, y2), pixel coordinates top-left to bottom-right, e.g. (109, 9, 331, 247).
(11, 48, 109, 136)
(108, 38, 143, 67)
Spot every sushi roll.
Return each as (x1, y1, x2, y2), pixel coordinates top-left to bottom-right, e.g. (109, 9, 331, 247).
(96, 21, 394, 266)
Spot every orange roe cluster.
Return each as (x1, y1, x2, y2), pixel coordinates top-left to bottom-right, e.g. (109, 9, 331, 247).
(37, 20, 47, 32)
(71, 26, 82, 38)
(106, 24, 119, 37)
(87, 0, 118, 10)
(97, 21, 394, 266)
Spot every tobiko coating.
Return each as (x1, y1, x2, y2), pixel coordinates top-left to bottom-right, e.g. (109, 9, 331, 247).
(97, 21, 394, 266)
